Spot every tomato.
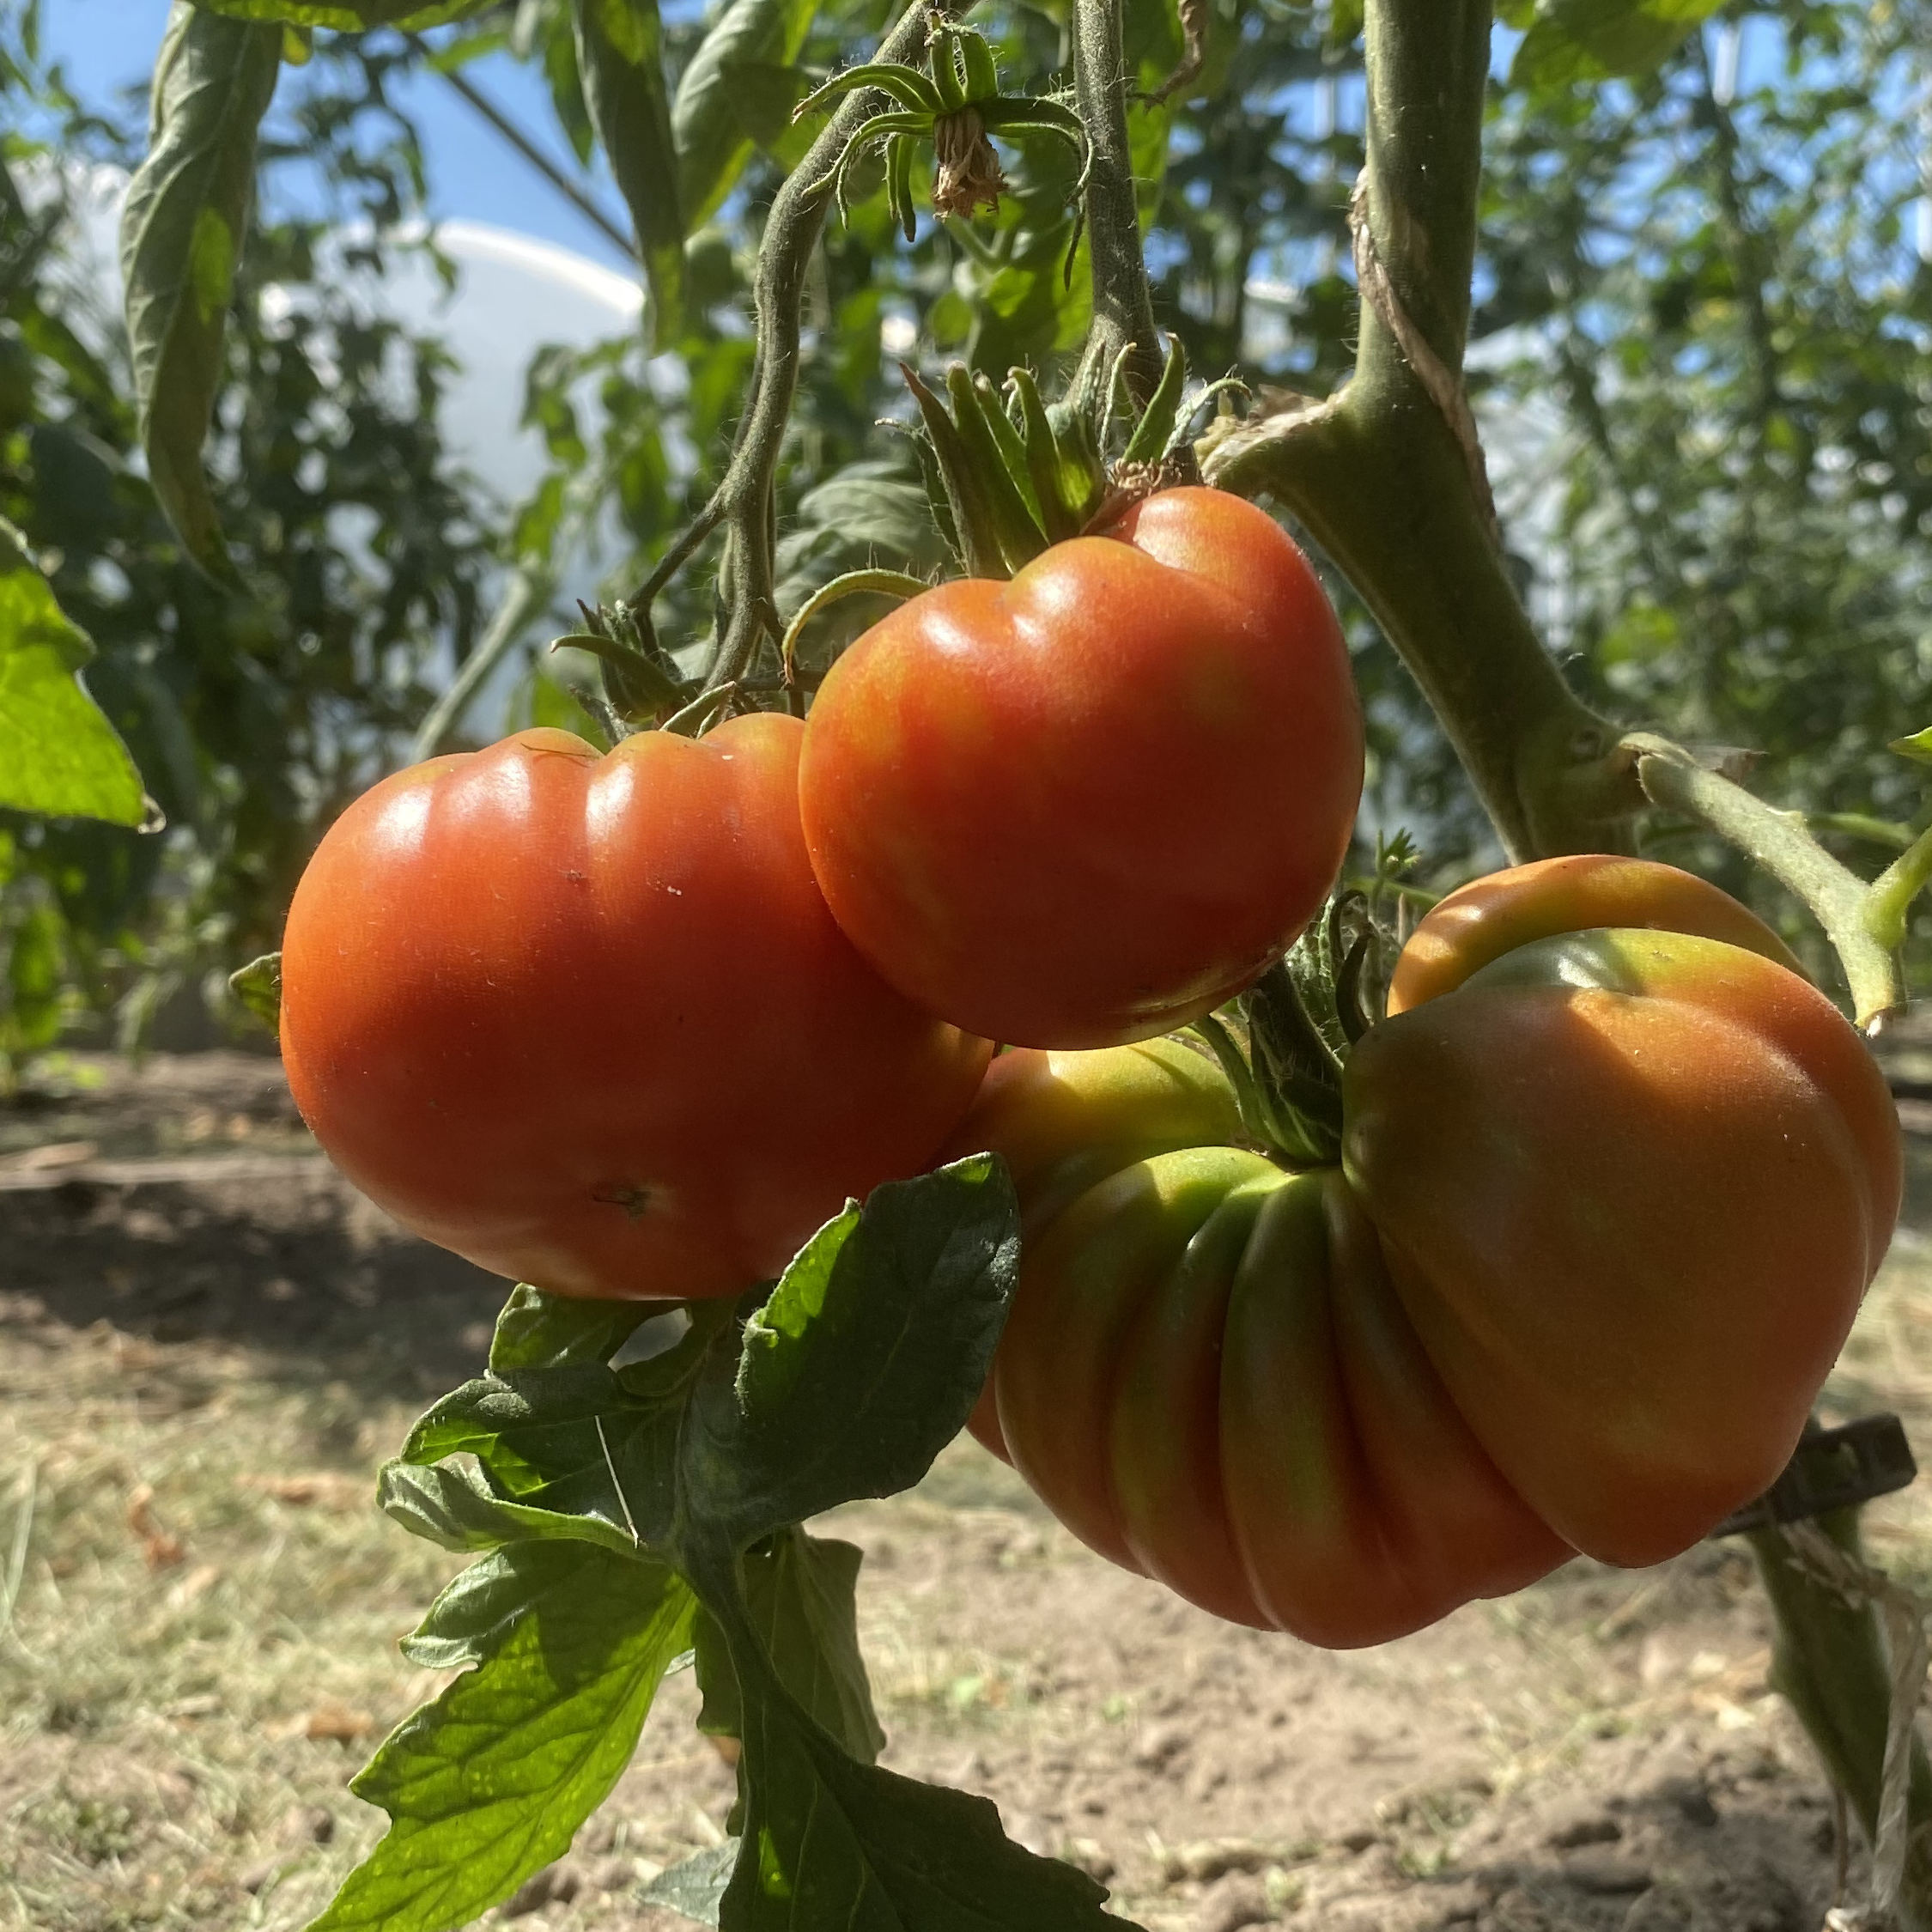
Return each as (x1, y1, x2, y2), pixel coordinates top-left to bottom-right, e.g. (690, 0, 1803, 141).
(1386, 854, 1803, 1014)
(280, 714, 992, 1300)
(954, 863, 1901, 1646)
(798, 488, 1364, 1049)
(1347, 904, 1900, 1566)
(954, 1041, 1565, 1648)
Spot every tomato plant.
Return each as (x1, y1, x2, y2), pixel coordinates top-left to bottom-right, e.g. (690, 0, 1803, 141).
(960, 863, 1902, 1646)
(280, 714, 992, 1300)
(798, 487, 1364, 1049)
(60, 0, 1932, 1918)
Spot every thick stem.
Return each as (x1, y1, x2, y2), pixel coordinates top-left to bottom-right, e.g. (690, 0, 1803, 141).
(1206, 0, 1637, 860)
(695, 1, 948, 690)
(1209, 402, 1633, 860)
(1070, 0, 1163, 402)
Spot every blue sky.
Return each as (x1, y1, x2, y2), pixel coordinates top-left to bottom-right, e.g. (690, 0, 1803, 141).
(39, 0, 635, 265)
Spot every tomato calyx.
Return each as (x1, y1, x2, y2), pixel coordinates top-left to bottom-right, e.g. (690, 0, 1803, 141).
(898, 337, 1251, 581)
(553, 598, 696, 732)
(1190, 890, 1384, 1170)
(791, 18, 1090, 239)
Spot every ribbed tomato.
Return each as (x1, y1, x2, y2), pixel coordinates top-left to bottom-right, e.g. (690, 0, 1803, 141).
(956, 861, 1901, 1644)
(281, 714, 992, 1299)
(798, 488, 1364, 1049)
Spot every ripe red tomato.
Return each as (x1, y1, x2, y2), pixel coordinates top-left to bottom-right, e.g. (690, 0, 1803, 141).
(280, 714, 992, 1300)
(798, 488, 1364, 1049)
(1348, 866, 1900, 1565)
(952, 863, 1901, 1645)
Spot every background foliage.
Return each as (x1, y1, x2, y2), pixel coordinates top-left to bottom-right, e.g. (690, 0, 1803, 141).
(3, 0, 1929, 1066)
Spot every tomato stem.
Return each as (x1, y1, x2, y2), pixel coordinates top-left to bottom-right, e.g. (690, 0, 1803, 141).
(1066, 0, 1163, 406)
(629, 2, 954, 698)
(1627, 732, 1905, 1029)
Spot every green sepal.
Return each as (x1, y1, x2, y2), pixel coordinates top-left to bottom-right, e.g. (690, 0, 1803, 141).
(562, 598, 692, 726)
(792, 60, 942, 120)
(228, 951, 281, 1031)
(1119, 334, 1188, 466)
(943, 364, 1049, 574)
(884, 131, 916, 240)
(1890, 726, 1932, 765)
(830, 109, 931, 225)
(973, 372, 1045, 529)
(928, 22, 967, 110)
(975, 95, 1089, 176)
(900, 363, 1014, 580)
(927, 19, 999, 104)
(957, 23, 999, 103)
(1010, 366, 1103, 540)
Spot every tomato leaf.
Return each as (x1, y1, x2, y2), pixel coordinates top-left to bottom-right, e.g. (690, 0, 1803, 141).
(572, 0, 685, 349)
(119, 3, 281, 578)
(0, 524, 149, 825)
(672, 0, 817, 230)
(709, 1610, 1123, 1932)
(1509, 0, 1725, 88)
(401, 1540, 638, 1670)
(190, 0, 500, 26)
(1889, 726, 1932, 766)
(306, 1550, 695, 1932)
(488, 1281, 672, 1372)
(376, 1459, 643, 1558)
(680, 1154, 1021, 1552)
(692, 1529, 884, 1767)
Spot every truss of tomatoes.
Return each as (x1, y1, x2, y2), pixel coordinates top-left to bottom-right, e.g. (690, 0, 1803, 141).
(957, 856, 1904, 1647)
(280, 486, 1362, 1299)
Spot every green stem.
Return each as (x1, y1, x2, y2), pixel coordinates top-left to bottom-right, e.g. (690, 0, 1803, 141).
(1627, 733, 1904, 1026)
(1069, 0, 1163, 404)
(1204, 0, 1636, 860)
(1206, 397, 1633, 862)
(1868, 823, 1932, 952)
(693, 1, 949, 694)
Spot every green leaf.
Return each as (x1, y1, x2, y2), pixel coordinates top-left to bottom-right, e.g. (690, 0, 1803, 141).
(376, 1459, 643, 1558)
(190, 0, 499, 25)
(572, 0, 685, 349)
(0, 524, 148, 825)
(680, 1156, 1019, 1553)
(488, 1282, 670, 1373)
(1890, 727, 1932, 766)
(119, 3, 280, 576)
(720, 1656, 1123, 1932)
(401, 1541, 631, 1670)
(307, 1551, 696, 1932)
(642, 1841, 740, 1925)
(693, 1529, 884, 1766)
(1509, 0, 1724, 88)
(228, 951, 280, 1030)
(671, 0, 817, 229)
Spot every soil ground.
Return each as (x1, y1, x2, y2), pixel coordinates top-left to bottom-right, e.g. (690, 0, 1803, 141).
(2, 1045, 1929, 1932)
